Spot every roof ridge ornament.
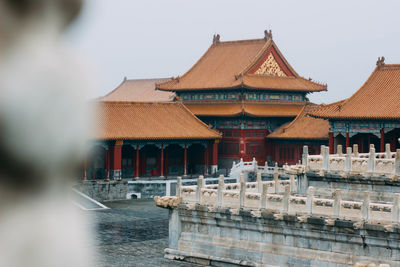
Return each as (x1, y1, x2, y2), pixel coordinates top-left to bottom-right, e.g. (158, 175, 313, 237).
(264, 30, 273, 42)
(376, 56, 385, 68)
(213, 34, 220, 45)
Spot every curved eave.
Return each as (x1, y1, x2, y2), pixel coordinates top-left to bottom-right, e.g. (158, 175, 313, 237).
(93, 136, 221, 141)
(267, 136, 328, 140)
(158, 84, 327, 92)
(308, 114, 400, 121)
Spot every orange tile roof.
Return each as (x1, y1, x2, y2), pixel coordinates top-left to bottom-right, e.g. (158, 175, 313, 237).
(309, 63, 400, 120)
(101, 78, 175, 102)
(242, 75, 326, 91)
(157, 35, 326, 92)
(94, 102, 221, 140)
(184, 102, 303, 117)
(268, 104, 329, 140)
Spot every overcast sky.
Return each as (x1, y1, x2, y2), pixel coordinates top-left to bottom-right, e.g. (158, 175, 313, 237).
(66, 0, 400, 104)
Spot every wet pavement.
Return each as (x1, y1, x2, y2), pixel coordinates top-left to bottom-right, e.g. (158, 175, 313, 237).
(90, 199, 202, 267)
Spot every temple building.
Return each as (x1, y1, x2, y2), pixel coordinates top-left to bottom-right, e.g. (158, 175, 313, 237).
(309, 58, 400, 153)
(88, 31, 330, 179)
(157, 31, 326, 169)
(87, 101, 220, 180)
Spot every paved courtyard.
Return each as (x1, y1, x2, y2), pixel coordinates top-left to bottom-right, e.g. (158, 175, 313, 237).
(89, 199, 202, 267)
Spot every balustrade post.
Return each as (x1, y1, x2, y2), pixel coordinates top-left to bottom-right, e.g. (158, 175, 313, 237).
(196, 175, 204, 204)
(252, 157, 257, 172)
(353, 144, 359, 158)
(395, 149, 400, 176)
(176, 176, 182, 197)
(274, 162, 278, 173)
(273, 170, 279, 193)
(337, 144, 343, 156)
(392, 193, 400, 223)
(385, 143, 391, 159)
(322, 146, 330, 172)
(320, 145, 325, 156)
(283, 185, 290, 213)
(306, 186, 315, 215)
(368, 146, 375, 173)
(345, 147, 352, 173)
(302, 145, 309, 166)
(289, 175, 296, 193)
(333, 189, 342, 217)
(257, 172, 262, 194)
(361, 191, 370, 221)
(217, 175, 224, 208)
(261, 183, 268, 210)
(239, 174, 246, 209)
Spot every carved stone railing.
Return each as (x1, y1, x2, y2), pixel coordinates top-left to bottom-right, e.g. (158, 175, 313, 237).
(229, 158, 284, 180)
(174, 175, 400, 224)
(303, 144, 400, 176)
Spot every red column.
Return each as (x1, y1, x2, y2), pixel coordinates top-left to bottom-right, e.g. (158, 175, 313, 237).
(346, 132, 350, 148)
(329, 132, 334, 154)
(135, 145, 139, 178)
(380, 128, 385, 152)
(112, 141, 123, 180)
(212, 141, 218, 166)
(160, 144, 164, 177)
(184, 144, 187, 176)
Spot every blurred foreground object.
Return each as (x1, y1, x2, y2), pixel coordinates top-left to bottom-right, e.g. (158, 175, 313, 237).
(0, 0, 96, 266)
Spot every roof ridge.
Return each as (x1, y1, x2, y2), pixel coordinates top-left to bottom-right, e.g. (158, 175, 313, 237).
(217, 38, 265, 45)
(239, 39, 273, 75)
(279, 104, 307, 131)
(379, 64, 400, 70)
(336, 65, 379, 110)
(100, 78, 127, 100)
(240, 40, 300, 78)
(156, 43, 216, 91)
(157, 37, 267, 91)
(307, 99, 347, 118)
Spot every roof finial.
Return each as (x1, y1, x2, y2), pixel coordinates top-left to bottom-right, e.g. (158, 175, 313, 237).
(213, 34, 220, 45)
(376, 56, 385, 68)
(264, 29, 272, 42)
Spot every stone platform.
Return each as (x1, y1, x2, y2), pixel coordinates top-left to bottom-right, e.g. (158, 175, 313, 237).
(156, 174, 400, 266)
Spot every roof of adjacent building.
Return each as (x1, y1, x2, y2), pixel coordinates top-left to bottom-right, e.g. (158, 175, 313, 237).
(101, 78, 175, 102)
(184, 102, 304, 117)
(157, 32, 326, 92)
(308, 61, 400, 120)
(268, 104, 329, 140)
(94, 101, 221, 140)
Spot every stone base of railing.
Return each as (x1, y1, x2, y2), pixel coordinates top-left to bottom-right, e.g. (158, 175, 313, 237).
(303, 171, 400, 202)
(164, 204, 398, 267)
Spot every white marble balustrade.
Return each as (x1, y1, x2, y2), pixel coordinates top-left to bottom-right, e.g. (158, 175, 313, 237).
(175, 175, 400, 224)
(304, 143, 400, 176)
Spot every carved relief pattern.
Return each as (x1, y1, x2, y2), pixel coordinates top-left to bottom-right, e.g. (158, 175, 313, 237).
(254, 53, 287, 76)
